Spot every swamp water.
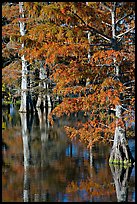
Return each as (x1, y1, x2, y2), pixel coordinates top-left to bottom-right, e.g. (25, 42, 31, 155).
(2, 105, 135, 202)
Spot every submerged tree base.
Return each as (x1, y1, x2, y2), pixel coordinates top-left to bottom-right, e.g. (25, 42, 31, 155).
(109, 144, 135, 167)
(109, 145, 135, 166)
(109, 126, 135, 167)
(109, 159, 134, 167)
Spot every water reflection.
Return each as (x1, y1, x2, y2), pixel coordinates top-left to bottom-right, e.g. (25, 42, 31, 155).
(20, 113, 31, 169)
(2, 105, 135, 202)
(110, 165, 133, 202)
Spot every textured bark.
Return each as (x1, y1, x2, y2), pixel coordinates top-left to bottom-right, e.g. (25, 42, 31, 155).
(109, 126, 134, 165)
(36, 61, 45, 107)
(86, 31, 91, 86)
(36, 61, 52, 108)
(109, 4, 134, 165)
(110, 165, 133, 202)
(19, 55, 27, 112)
(19, 2, 27, 112)
(46, 93, 52, 108)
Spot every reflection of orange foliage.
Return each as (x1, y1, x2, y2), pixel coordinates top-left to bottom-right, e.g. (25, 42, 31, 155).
(66, 166, 115, 200)
(2, 126, 24, 202)
(2, 165, 24, 202)
(3, 127, 23, 162)
(2, 2, 135, 151)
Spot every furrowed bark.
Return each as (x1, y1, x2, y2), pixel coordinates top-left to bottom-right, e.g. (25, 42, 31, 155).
(19, 2, 28, 112)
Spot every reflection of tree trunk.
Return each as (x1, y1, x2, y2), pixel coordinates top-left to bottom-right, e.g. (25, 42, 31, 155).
(20, 112, 31, 202)
(37, 107, 51, 167)
(27, 111, 33, 134)
(110, 165, 133, 202)
(23, 168, 30, 202)
(37, 108, 49, 143)
(20, 113, 31, 168)
(89, 146, 94, 202)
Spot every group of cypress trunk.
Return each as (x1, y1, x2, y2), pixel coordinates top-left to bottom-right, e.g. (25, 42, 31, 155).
(19, 2, 52, 114)
(17, 2, 134, 202)
(19, 2, 134, 167)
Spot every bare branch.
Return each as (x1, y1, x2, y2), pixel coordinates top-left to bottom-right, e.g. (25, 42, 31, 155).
(90, 43, 111, 47)
(72, 11, 111, 42)
(92, 64, 114, 67)
(123, 80, 135, 86)
(116, 26, 135, 38)
(102, 20, 112, 27)
(101, 2, 112, 12)
(98, 122, 109, 128)
(116, 12, 134, 25)
(120, 105, 132, 112)
(121, 98, 132, 102)
(112, 2, 116, 12)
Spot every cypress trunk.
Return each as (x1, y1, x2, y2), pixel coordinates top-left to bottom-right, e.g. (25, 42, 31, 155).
(19, 2, 28, 112)
(19, 55, 27, 112)
(109, 3, 134, 166)
(109, 125, 135, 165)
(36, 61, 44, 108)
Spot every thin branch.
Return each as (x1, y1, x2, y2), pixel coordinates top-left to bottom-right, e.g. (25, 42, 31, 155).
(92, 64, 114, 67)
(102, 20, 112, 27)
(116, 12, 134, 25)
(116, 26, 135, 38)
(98, 122, 109, 128)
(2, 60, 12, 67)
(101, 2, 112, 12)
(120, 105, 131, 112)
(123, 80, 135, 86)
(72, 11, 111, 42)
(121, 98, 133, 102)
(112, 2, 116, 12)
(90, 43, 111, 46)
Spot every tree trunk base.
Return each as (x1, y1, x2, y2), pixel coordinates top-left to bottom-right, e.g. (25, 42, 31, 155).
(109, 143, 135, 166)
(19, 108, 27, 113)
(109, 127, 135, 166)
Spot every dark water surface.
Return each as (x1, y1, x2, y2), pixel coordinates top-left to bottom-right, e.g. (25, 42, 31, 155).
(2, 105, 135, 202)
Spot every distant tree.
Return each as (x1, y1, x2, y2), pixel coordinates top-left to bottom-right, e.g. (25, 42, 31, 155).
(2, 2, 52, 109)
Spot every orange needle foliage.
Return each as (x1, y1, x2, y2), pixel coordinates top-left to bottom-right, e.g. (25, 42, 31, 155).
(2, 2, 135, 148)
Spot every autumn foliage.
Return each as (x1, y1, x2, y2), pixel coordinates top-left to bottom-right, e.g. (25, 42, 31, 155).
(2, 2, 135, 147)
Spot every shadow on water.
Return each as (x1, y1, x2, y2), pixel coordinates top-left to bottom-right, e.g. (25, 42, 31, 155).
(2, 104, 135, 202)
